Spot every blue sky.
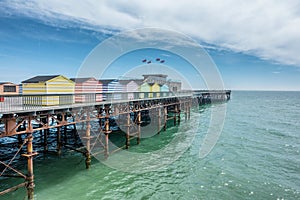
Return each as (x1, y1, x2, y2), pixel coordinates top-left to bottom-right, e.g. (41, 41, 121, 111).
(0, 0, 300, 90)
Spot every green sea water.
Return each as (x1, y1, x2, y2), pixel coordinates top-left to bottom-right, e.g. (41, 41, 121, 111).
(1, 91, 300, 199)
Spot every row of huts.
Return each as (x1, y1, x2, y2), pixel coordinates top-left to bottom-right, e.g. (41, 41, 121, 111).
(0, 74, 181, 105)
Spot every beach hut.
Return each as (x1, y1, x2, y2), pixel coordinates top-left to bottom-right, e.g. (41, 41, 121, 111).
(0, 82, 19, 96)
(121, 79, 141, 100)
(100, 79, 124, 100)
(139, 82, 151, 98)
(22, 75, 75, 106)
(70, 78, 102, 103)
(150, 82, 160, 98)
(160, 84, 169, 97)
(0, 82, 20, 105)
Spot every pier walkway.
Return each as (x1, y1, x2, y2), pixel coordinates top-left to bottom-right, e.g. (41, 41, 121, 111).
(0, 90, 230, 199)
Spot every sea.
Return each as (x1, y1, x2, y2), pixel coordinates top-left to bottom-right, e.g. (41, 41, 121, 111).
(0, 91, 299, 200)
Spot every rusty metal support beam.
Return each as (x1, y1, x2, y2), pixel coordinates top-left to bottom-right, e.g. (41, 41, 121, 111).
(164, 106, 167, 131)
(103, 107, 111, 159)
(177, 103, 181, 124)
(158, 108, 161, 134)
(85, 112, 91, 169)
(174, 105, 177, 126)
(0, 182, 27, 196)
(125, 112, 130, 149)
(57, 127, 62, 155)
(137, 110, 141, 144)
(21, 117, 37, 200)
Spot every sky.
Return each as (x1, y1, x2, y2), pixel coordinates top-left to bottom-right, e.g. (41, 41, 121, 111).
(0, 0, 300, 90)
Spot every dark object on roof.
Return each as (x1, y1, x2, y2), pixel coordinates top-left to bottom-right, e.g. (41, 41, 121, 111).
(147, 61, 151, 64)
(22, 75, 60, 83)
(160, 60, 165, 63)
(142, 59, 147, 62)
(99, 79, 117, 85)
(156, 58, 160, 61)
(70, 77, 96, 83)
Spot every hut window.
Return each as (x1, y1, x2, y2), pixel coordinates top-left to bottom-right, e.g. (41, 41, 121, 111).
(4, 85, 16, 92)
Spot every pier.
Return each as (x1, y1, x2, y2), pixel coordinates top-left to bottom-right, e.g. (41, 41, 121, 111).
(0, 90, 230, 199)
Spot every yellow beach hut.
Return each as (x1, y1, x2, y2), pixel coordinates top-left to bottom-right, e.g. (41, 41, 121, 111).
(150, 83, 160, 98)
(22, 75, 75, 106)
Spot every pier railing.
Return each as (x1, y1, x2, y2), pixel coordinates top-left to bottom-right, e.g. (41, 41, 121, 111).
(0, 90, 231, 114)
(0, 91, 192, 114)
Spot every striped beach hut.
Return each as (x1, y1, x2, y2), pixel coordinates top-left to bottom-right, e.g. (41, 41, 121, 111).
(100, 79, 124, 100)
(22, 75, 75, 106)
(71, 77, 102, 103)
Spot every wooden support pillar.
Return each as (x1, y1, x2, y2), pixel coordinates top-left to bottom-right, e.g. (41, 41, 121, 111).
(43, 129, 48, 153)
(104, 119, 110, 159)
(17, 134, 23, 149)
(185, 102, 188, 122)
(137, 110, 141, 144)
(164, 106, 167, 131)
(125, 113, 130, 149)
(26, 133, 34, 200)
(22, 117, 37, 200)
(85, 115, 91, 169)
(62, 113, 67, 144)
(43, 117, 48, 153)
(70, 116, 78, 143)
(56, 127, 62, 155)
(158, 108, 161, 134)
(104, 132, 109, 159)
(174, 105, 177, 126)
(188, 101, 191, 120)
(103, 107, 111, 159)
(177, 104, 181, 124)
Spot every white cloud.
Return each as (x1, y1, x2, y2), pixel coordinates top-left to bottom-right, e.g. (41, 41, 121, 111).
(3, 0, 300, 66)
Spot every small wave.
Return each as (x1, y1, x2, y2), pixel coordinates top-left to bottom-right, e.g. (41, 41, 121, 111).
(266, 129, 286, 137)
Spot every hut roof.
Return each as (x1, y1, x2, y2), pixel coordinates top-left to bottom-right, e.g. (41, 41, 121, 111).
(22, 75, 60, 83)
(0, 82, 14, 85)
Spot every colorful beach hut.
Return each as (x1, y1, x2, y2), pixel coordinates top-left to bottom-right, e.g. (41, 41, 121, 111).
(150, 82, 160, 98)
(22, 75, 75, 106)
(71, 78, 102, 103)
(0, 82, 20, 104)
(121, 80, 141, 100)
(0, 82, 19, 96)
(160, 84, 169, 97)
(100, 79, 124, 100)
(139, 82, 151, 98)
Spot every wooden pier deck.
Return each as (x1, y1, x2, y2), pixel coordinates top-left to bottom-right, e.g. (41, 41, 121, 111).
(0, 90, 230, 199)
